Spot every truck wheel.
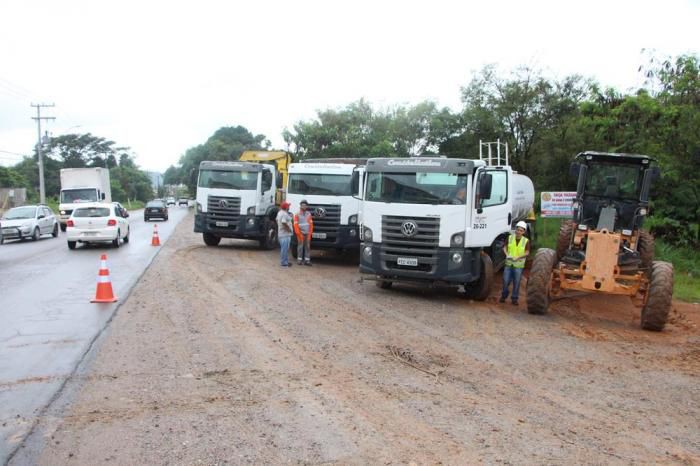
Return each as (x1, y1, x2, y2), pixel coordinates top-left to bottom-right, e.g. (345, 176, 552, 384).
(203, 233, 221, 247)
(259, 219, 278, 250)
(641, 261, 673, 331)
(376, 280, 392, 289)
(637, 230, 655, 270)
(526, 248, 556, 315)
(52, 224, 59, 237)
(67, 241, 76, 250)
(463, 253, 493, 301)
(555, 220, 574, 260)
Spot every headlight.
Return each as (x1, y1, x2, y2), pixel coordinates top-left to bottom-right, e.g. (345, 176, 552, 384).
(196, 202, 202, 213)
(349, 228, 356, 237)
(363, 227, 373, 241)
(451, 252, 463, 263)
(577, 224, 588, 231)
(450, 232, 464, 247)
(247, 206, 256, 215)
(622, 229, 632, 236)
(363, 246, 372, 258)
(348, 214, 358, 224)
(60, 210, 66, 215)
(639, 208, 647, 216)
(247, 218, 255, 226)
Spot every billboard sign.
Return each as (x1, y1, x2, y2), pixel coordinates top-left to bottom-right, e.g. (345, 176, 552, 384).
(540, 192, 576, 218)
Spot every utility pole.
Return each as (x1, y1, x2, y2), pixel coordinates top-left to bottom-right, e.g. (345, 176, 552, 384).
(31, 103, 55, 204)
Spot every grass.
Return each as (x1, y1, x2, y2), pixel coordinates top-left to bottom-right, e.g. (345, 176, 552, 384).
(531, 217, 700, 303)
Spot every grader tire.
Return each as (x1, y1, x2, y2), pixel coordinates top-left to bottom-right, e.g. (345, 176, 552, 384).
(527, 248, 557, 315)
(640, 261, 673, 331)
(555, 220, 574, 260)
(637, 230, 655, 270)
(463, 254, 494, 301)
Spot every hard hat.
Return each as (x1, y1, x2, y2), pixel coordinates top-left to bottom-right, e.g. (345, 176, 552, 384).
(516, 221, 528, 230)
(280, 201, 290, 209)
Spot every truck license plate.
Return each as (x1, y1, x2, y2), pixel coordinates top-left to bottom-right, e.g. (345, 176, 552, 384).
(216, 221, 228, 227)
(397, 257, 418, 266)
(312, 232, 327, 239)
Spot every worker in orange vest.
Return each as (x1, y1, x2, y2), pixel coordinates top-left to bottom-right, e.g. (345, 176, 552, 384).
(293, 200, 314, 266)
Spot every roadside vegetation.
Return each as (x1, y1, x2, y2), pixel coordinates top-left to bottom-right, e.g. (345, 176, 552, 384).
(0, 134, 156, 207)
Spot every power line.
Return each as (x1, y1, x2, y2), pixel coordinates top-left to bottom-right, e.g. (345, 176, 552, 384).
(0, 150, 30, 157)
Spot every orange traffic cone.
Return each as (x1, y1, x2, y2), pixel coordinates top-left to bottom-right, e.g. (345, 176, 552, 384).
(151, 224, 161, 246)
(91, 254, 118, 303)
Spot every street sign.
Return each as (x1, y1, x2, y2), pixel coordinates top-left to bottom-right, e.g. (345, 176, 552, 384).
(540, 192, 576, 218)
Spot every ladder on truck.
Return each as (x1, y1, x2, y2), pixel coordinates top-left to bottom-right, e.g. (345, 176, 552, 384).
(479, 139, 509, 166)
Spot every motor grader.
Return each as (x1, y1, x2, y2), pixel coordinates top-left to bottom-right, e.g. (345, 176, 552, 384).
(526, 151, 674, 331)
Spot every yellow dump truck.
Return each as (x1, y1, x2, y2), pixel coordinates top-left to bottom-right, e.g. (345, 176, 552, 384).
(239, 151, 292, 204)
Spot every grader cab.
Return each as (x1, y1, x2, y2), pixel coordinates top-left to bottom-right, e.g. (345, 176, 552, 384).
(527, 152, 674, 331)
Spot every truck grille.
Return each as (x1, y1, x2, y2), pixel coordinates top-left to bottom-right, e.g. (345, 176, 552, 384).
(381, 215, 440, 272)
(308, 204, 341, 240)
(206, 195, 241, 225)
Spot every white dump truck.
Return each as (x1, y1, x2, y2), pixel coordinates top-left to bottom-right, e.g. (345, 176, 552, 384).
(194, 160, 280, 249)
(58, 168, 112, 231)
(359, 156, 534, 299)
(285, 160, 365, 256)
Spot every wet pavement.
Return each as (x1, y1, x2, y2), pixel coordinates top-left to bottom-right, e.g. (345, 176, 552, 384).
(0, 206, 190, 462)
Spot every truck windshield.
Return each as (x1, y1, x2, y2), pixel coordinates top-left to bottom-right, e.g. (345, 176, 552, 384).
(61, 188, 98, 203)
(365, 172, 468, 205)
(288, 174, 353, 196)
(584, 163, 644, 200)
(198, 169, 258, 190)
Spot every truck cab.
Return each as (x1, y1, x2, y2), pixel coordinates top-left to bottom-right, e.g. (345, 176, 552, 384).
(359, 157, 534, 299)
(286, 162, 364, 255)
(58, 168, 112, 231)
(194, 160, 279, 248)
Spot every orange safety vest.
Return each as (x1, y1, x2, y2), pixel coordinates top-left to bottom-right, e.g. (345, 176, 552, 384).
(293, 211, 314, 239)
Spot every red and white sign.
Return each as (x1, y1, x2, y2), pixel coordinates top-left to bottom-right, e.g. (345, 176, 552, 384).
(540, 191, 576, 218)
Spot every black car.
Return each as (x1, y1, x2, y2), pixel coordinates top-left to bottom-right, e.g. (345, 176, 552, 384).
(144, 200, 168, 221)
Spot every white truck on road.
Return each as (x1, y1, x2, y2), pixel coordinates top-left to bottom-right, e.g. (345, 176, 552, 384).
(359, 156, 534, 299)
(58, 168, 112, 231)
(194, 160, 280, 249)
(285, 161, 364, 256)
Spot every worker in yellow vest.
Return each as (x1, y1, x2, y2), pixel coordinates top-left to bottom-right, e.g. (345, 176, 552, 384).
(500, 221, 531, 305)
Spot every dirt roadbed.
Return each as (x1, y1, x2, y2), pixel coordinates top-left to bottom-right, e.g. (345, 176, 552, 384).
(12, 214, 700, 464)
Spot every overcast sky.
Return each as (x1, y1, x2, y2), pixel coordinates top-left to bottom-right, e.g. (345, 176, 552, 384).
(1, 0, 697, 171)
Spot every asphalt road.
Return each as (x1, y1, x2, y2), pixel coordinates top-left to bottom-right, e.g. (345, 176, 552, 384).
(0, 205, 190, 462)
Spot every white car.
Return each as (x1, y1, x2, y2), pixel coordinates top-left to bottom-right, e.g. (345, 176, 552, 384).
(1, 205, 59, 242)
(66, 203, 130, 249)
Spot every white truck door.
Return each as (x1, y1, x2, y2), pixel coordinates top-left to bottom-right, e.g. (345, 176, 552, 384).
(259, 169, 275, 214)
(471, 167, 512, 247)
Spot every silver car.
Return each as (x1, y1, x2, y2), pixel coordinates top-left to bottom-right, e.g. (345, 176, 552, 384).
(0, 205, 60, 242)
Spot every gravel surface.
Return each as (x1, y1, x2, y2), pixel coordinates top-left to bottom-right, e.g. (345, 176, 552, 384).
(14, 213, 700, 464)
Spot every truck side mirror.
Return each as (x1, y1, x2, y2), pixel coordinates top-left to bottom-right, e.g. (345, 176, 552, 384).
(101, 192, 106, 200)
(275, 172, 283, 189)
(478, 173, 493, 200)
(351, 169, 361, 199)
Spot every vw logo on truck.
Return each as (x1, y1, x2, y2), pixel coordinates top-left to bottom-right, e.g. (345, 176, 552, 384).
(401, 221, 418, 237)
(218, 199, 229, 209)
(313, 207, 327, 218)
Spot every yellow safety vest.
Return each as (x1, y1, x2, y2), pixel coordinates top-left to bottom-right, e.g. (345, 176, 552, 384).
(506, 235, 528, 268)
